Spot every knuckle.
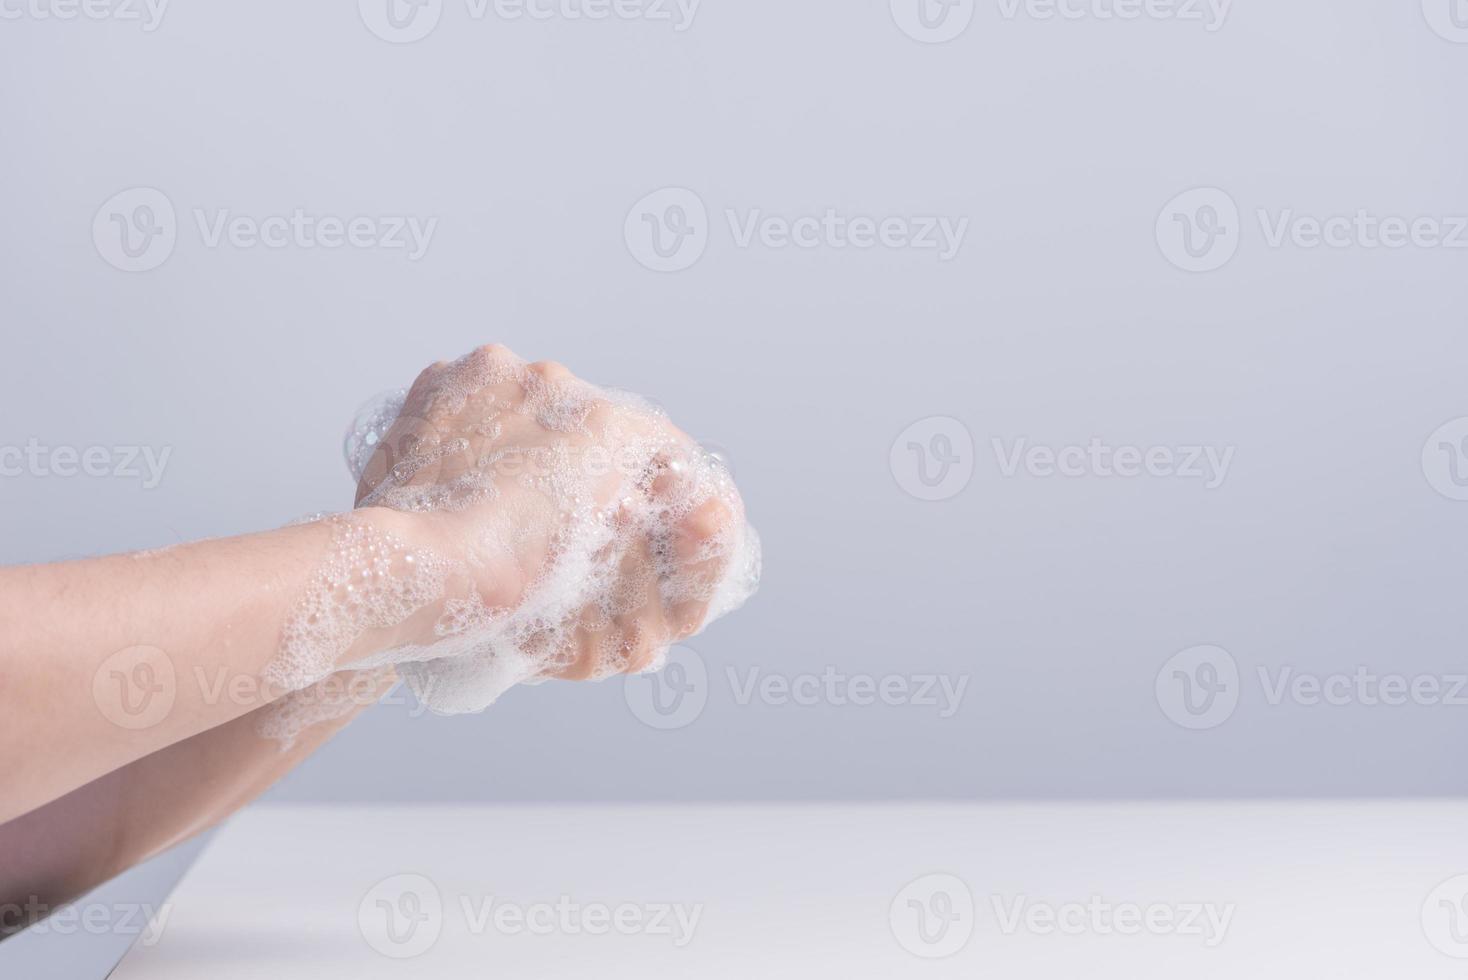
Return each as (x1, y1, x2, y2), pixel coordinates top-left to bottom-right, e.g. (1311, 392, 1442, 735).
(528, 360, 570, 381)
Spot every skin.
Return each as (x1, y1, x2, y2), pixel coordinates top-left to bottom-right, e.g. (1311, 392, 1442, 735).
(357, 346, 736, 678)
(0, 670, 393, 938)
(0, 346, 740, 928)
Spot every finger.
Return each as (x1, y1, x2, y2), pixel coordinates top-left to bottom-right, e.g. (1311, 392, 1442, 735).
(665, 496, 736, 637)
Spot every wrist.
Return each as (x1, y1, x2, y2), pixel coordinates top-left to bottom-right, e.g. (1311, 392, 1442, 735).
(309, 506, 459, 667)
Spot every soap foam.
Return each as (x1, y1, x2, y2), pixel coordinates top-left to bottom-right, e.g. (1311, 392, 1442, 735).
(263, 516, 453, 695)
(256, 666, 398, 748)
(260, 348, 761, 741)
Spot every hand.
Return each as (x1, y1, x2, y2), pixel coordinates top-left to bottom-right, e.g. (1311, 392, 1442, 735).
(348, 345, 760, 709)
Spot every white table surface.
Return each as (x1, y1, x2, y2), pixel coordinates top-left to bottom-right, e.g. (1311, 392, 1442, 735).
(111, 801, 1468, 978)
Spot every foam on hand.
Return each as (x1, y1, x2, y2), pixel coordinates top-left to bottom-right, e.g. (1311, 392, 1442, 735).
(260, 348, 761, 740)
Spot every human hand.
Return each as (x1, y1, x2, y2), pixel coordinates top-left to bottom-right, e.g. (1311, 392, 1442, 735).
(343, 345, 760, 711)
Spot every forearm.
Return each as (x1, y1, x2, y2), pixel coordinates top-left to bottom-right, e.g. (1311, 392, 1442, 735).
(0, 510, 423, 822)
(0, 667, 394, 927)
(0, 344, 757, 892)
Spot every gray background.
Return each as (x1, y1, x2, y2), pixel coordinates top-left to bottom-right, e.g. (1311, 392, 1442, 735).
(8, 3, 1467, 971)
(3, 0, 1468, 822)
